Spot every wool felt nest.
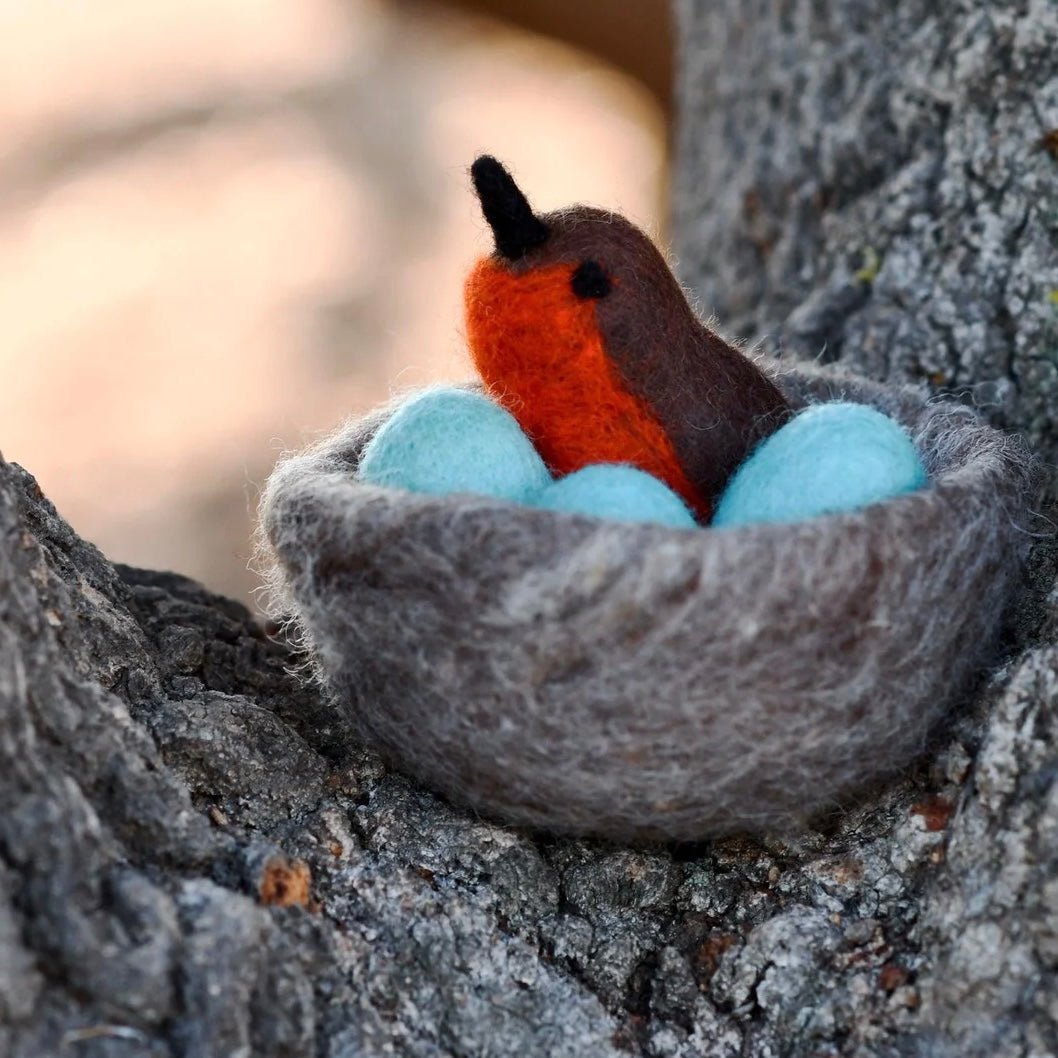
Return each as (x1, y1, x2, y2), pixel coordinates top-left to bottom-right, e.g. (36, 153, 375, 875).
(260, 363, 1039, 843)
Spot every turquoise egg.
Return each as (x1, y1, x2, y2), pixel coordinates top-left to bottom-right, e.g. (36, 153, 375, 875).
(713, 401, 927, 527)
(358, 387, 551, 503)
(533, 464, 698, 529)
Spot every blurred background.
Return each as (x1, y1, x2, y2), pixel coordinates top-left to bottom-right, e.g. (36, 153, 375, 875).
(1, 0, 671, 606)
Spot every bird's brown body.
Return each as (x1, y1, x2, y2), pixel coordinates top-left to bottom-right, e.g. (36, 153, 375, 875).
(465, 158, 790, 519)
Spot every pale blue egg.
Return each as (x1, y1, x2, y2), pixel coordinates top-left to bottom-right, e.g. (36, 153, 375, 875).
(712, 401, 927, 527)
(533, 464, 698, 529)
(358, 387, 551, 503)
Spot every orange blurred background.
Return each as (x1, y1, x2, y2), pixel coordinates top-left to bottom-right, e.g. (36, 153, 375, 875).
(0, 0, 670, 604)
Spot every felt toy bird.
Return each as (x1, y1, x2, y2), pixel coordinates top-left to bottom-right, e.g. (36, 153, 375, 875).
(464, 155, 790, 519)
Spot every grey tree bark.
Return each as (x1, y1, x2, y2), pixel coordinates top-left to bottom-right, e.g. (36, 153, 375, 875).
(2, 3, 1057, 1057)
(673, 0, 1058, 469)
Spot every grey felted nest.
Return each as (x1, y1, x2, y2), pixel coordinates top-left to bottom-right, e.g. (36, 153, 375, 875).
(259, 363, 1040, 842)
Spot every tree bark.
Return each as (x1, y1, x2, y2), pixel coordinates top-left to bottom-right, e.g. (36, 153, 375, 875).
(2, 4, 1057, 1057)
(673, 0, 1058, 468)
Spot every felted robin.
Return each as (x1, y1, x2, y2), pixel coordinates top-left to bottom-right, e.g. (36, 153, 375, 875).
(464, 155, 790, 520)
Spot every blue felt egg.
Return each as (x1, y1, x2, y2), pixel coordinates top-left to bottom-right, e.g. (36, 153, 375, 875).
(532, 464, 698, 529)
(358, 387, 551, 503)
(712, 401, 927, 528)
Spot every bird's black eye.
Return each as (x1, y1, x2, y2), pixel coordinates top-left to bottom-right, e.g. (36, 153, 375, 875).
(571, 260, 612, 299)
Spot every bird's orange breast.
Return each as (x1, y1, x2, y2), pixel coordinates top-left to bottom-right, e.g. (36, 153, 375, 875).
(464, 257, 707, 518)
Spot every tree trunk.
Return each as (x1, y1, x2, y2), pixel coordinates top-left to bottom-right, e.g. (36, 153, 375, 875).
(673, 0, 1058, 468)
(2, 4, 1057, 1057)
